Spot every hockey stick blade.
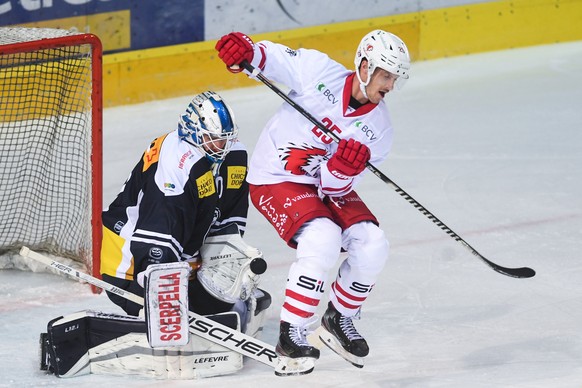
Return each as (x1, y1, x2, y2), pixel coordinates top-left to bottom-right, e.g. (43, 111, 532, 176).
(240, 60, 536, 279)
(18, 247, 290, 372)
(479, 254, 535, 278)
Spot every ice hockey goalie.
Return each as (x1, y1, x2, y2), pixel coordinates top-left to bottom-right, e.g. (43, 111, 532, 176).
(40, 232, 272, 379)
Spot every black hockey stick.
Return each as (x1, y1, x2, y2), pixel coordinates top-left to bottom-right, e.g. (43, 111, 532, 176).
(240, 61, 535, 279)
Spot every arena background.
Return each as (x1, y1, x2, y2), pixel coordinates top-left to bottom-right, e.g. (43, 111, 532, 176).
(2, 0, 581, 107)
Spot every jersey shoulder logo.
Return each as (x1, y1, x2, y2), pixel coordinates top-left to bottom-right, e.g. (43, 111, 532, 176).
(142, 134, 168, 172)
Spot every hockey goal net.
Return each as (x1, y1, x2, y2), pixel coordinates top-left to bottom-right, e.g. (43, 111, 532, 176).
(0, 27, 102, 280)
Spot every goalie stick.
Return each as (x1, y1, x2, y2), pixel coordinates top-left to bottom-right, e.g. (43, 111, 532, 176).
(19, 247, 314, 376)
(240, 61, 535, 279)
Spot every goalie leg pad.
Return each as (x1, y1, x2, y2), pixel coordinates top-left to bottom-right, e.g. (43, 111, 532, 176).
(42, 310, 243, 379)
(42, 310, 146, 377)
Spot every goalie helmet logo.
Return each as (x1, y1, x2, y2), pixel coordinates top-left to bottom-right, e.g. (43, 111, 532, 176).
(279, 143, 328, 176)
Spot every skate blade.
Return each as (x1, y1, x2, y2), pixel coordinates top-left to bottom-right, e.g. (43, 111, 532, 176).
(274, 356, 316, 376)
(306, 326, 325, 349)
(318, 327, 365, 368)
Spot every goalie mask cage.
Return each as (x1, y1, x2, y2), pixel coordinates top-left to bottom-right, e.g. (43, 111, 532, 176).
(0, 27, 103, 284)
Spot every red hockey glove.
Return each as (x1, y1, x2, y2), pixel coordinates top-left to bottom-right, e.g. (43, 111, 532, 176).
(215, 32, 254, 73)
(327, 138, 371, 178)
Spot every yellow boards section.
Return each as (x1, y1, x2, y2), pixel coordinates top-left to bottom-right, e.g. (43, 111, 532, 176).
(101, 19, 420, 107)
(0, 46, 92, 123)
(101, 0, 582, 107)
(419, 0, 582, 59)
(11, 10, 131, 52)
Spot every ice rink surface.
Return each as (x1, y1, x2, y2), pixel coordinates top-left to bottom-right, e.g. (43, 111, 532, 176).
(1, 40, 581, 387)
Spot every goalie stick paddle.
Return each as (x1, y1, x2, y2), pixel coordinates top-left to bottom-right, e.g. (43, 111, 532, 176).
(18, 247, 280, 369)
(240, 61, 535, 279)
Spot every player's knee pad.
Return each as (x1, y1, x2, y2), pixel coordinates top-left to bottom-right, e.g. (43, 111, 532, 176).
(343, 221, 389, 274)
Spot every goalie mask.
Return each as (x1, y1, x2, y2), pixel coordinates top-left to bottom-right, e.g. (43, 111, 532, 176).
(178, 91, 238, 164)
(354, 30, 411, 92)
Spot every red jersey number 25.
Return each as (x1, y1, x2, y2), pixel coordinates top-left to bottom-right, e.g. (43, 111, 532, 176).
(311, 117, 342, 145)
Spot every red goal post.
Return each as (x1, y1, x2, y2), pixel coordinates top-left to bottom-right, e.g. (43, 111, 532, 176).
(0, 27, 103, 286)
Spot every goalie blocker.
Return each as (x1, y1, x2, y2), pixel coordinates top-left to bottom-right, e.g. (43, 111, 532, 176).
(143, 262, 191, 348)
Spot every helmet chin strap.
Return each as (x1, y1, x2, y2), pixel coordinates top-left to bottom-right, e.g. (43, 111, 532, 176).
(356, 64, 370, 100)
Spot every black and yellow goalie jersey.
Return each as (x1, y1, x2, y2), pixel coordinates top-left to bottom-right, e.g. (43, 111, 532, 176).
(100, 130, 249, 280)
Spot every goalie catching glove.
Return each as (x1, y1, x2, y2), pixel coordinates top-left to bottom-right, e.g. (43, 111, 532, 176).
(197, 232, 267, 304)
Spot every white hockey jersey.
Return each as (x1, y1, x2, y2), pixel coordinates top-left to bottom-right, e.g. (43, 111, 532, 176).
(246, 40, 394, 191)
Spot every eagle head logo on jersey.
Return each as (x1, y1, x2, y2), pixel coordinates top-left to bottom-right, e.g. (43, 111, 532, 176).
(279, 143, 328, 176)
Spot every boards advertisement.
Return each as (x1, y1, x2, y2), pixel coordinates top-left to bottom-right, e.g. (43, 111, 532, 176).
(0, 0, 204, 53)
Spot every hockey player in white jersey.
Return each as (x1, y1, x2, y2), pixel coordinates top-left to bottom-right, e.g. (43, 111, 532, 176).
(216, 30, 410, 370)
